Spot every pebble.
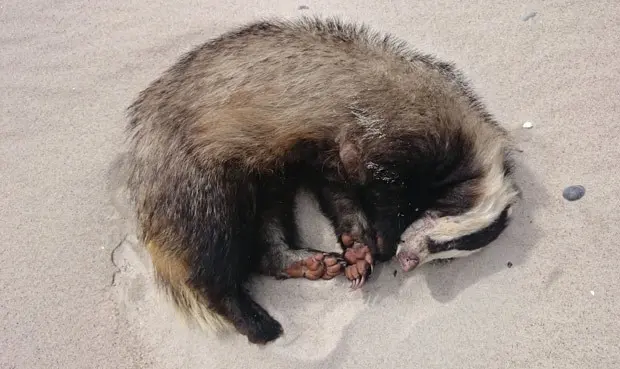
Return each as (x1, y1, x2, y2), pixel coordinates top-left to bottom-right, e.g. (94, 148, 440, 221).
(563, 185, 585, 201)
(522, 121, 534, 129)
(393, 270, 397, 277)
(298, 5, 309, 10)
(506, 261, 513, 268)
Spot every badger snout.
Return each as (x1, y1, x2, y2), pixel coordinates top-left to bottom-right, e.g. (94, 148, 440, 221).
(397, 250, 420, 272)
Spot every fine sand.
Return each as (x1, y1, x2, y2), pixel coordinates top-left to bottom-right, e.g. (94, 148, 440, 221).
(2, 1, 619, 368)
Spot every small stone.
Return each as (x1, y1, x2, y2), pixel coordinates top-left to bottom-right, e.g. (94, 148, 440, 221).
(590, 290, 595, 296)
(522, 121, 534, 129)
(298, 5, 309, 10)
(563, 185, 585, 201)
(393, 270, 397, 277)
(506, 261, 513, 268)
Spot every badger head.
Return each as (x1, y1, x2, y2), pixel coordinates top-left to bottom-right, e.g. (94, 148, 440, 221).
(394, 149, 520, 271)
(340, 105, 521, 271)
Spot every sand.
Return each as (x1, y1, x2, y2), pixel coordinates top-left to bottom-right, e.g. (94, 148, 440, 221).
(2, 0, 619, 368)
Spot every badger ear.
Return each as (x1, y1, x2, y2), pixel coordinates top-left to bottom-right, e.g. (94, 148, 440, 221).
(339, 141, 367, 183)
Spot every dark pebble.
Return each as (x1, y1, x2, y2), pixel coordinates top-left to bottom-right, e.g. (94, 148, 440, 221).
(393, 270, 397, 277)
(507, 262, 513, 268)
(298, 5, 309, 10)
(563, 185, 585, 201)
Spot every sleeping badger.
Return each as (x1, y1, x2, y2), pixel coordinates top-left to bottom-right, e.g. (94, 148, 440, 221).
(123, 17, 520, 345)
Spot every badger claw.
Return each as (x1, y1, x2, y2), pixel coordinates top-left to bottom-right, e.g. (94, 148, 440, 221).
(344, 254, 371, 290)
(349, 274, 367, 290)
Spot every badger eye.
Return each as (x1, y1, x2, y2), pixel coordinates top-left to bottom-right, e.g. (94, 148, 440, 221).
(427, 236, 447, 253)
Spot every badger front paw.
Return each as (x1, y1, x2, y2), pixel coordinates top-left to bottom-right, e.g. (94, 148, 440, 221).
(338, 215, 377, 252)
(343, 244, 374, 289)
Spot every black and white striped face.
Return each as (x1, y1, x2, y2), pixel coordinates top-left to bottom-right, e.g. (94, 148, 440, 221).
(395, 169, 519, 272)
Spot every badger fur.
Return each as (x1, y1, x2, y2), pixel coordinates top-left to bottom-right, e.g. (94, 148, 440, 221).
(123, 16, 520, 345)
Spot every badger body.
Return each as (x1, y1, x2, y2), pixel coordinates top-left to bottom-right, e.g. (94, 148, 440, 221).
(124, 17, 519, 345)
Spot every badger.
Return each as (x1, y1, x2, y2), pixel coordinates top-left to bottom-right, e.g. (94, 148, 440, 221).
(123, 16, 520, 345)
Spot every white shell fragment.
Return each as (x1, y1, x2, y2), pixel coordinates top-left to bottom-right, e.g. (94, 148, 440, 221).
(522, 121, 534, 129)
(521, 12, 537, 21)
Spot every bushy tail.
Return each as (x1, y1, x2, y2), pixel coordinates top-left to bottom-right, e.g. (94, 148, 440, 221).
(144, 240, 232, 332)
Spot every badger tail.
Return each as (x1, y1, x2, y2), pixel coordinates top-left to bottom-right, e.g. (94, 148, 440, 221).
(144, 240, 231, 333)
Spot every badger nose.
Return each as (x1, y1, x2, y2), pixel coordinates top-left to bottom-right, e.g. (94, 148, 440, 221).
(397, 251, 420, 272)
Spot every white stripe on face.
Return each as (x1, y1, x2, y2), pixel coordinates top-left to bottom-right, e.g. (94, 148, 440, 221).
(428, 168, 518, 244)
(422, 248, 481, 263)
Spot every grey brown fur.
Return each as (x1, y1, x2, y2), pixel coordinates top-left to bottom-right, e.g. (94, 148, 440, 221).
(124, 16, 520, 345)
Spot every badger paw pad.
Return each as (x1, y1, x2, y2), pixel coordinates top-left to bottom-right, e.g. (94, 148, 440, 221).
(281, 253, 346, 280)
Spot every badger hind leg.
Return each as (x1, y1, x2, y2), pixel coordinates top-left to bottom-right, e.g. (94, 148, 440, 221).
(256, 203, 346, 281)
(257, 217, 346, 281)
